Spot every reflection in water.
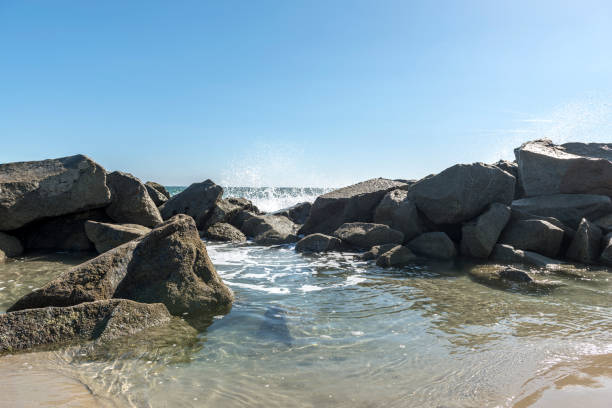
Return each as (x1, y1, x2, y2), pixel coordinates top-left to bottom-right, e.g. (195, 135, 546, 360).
(0, 245, 610, 407)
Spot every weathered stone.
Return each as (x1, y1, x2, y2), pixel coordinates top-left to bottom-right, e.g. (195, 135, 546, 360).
(105, 171, 162, 228)
(511, 194, 612, 229)
(16, 209, 110, 251)
(227, 197, 261, 213)
(468, 265, 563, 291)
(375, 245, 416, 267)
(272, 202, 312, 225)
(406, 163, 515, 225)
(593, 213, 612, 233)
(200, 199, 243, 230)
(499, 219, 564, 257)
(373, 189, 422, 241)
(295, 233, 343, 253)
(0, 299, 171, 353)
(159, 180, 223, 229)
(510, 208, 576, 241)
(494, 160, 524, 199)
(241, 214, 299, 245)
(145, 181, 170, 199)
(0, 155, 111, 231)
(515, 139, 612, 197)
(566, 218, 602, 264)
(0, 232, 23, 257)
(359, 243, 398, 261)
(145, 183, 168, 207)
(469, 266, 533, 284)
(599, 233, 612, 266)
(0, 250, 6, 264)
(460, 203, 511, 258)
(333, 222, 404, 249)
(300, 178, 406, 235)
(9, 215, 234, 316)
(407, 232, 457, 260)
(204, 222, 246, 243)
(490, 244, 563, 268)
(85, 221, 151, 254)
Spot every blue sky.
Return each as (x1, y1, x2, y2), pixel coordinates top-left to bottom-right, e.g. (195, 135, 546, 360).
(1, 1, 612, 187)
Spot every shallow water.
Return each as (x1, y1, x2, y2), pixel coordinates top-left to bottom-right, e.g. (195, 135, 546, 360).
(0, 244, 611, 407)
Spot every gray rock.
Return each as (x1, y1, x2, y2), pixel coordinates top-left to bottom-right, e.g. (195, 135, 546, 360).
(272, 202, 312, 225)
(159, 180, 223, 229)
(359, 243, 398, 261)
(406, 163, 515, 225)
(204, 222, 246, 242)
(200, 199, 243, 230)
(469, 265, 533, 284)
(494, 160, 524, 199)
(85, 221, 151, 253)
(460, 203, 511, 258)
(375, 245, 417, 267)
(0, 299, 171, 353)
(145, 181, 170, 199)
(373, 189, 422, 241)
(515, 139, 612, 197)
(295, 233, 343, 253)
(593, 213, 612, 233)
(499, 219, 564, 257)
(0, 155, 111, 231)
(145, 183, 168, 207)
(511, 194, 612, 229)
(227, 197, 261, 213)
(300, 178, 406, 235)
(333, 222, 404, 249)
(9, 214, 234, 316)
(566, 218, 602, 264)
(0, 232, 23, 257)
(241, 214, 299, 245)
(407, 232, 457, 260)
(105, 171, 163, 228)
(599, 233, 612, 266)
(490, 244, 564, 268)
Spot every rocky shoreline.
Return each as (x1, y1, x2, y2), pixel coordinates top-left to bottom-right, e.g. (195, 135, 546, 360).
(1, 138, 612, 353)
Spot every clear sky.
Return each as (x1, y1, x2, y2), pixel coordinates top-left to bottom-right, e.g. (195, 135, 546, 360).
(1, 0, 612, 187)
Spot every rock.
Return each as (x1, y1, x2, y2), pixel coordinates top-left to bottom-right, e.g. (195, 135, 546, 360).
(510, 208, 576, 241)
(375, 245, 416, 267)
(145, 181, 170, 199)
(8, 215, 234, 316)
(460, 203, 511, 258)
(204, 222, 246, 243)
(105, 171, 163, 228)
(295, 233, 343, 253)
(0, 232, 23, 257)
(599, 233, 612, 266)
(227, 197, 261, 213)
(300, 178, 407, 235)
(515, 139, 612, 197)
(373, 189, 422, 241)
(493, 160, 524, 198)
(406, 163, 515, 225)
(84, 221, 151, 253)
(272, 202, 312, 225)
(490, 244, 564, 268)
(499, 219, 564, 257)
(566, 218, 602, 264)
(333, 222, 404, 249)
(469, 266, 533, 284)
(359, 243, 398, 261)
(593, 213, 612, 233)
(0, 299, 171, 353)
(0, 155, 111, 231)
(200, 199, 243, 230)
(159, 180, 223, 229)
(15, 209, 110, 251)
(0, 250, 6, 264)
(468, 265, 563, 292)
(241, 214, 299, 245)
(511, 194, 612, 229)
(407, 232, 457, 260)
(145, 183, 168, 207)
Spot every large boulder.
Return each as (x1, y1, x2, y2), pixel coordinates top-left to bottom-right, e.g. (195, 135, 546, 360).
(300, 178, 406, 235)
(406, 163, 515, 225)
(0, 299, 171, 353)
(200, 199, 244, 230)
(0, 155, 111, 231)
(493, 160, 524, 198)
(490, 244, 563, 268)
(515, 139, 612, 197)
(145, 181, 170, 199)
(375, 245, 417, 267)
(84, 220, 151, 253)
(566, 218, 602, 264)
(499, 219, 564, 257)
(203, 222, 246, 243)
(0, 232, 23, 257)
(333, 222, 404, 249)
(599, 233, 612, 266)
(295, 233, 343, 253)
(272, 202, 312, 225)
(8, 215, 234, 316)
(593, 213, 612, 233)
(359, 243, 398, 261)
(407, 232, 457, 260)
(145, 183, 168, 207)
(105, 171, 162, 228)
(460, 203, 511, 258)
(159, 180, 223, 229)
(511, 194, 612, 229)
(373, 189, 423, 241)
(241, 214, 299, 245)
